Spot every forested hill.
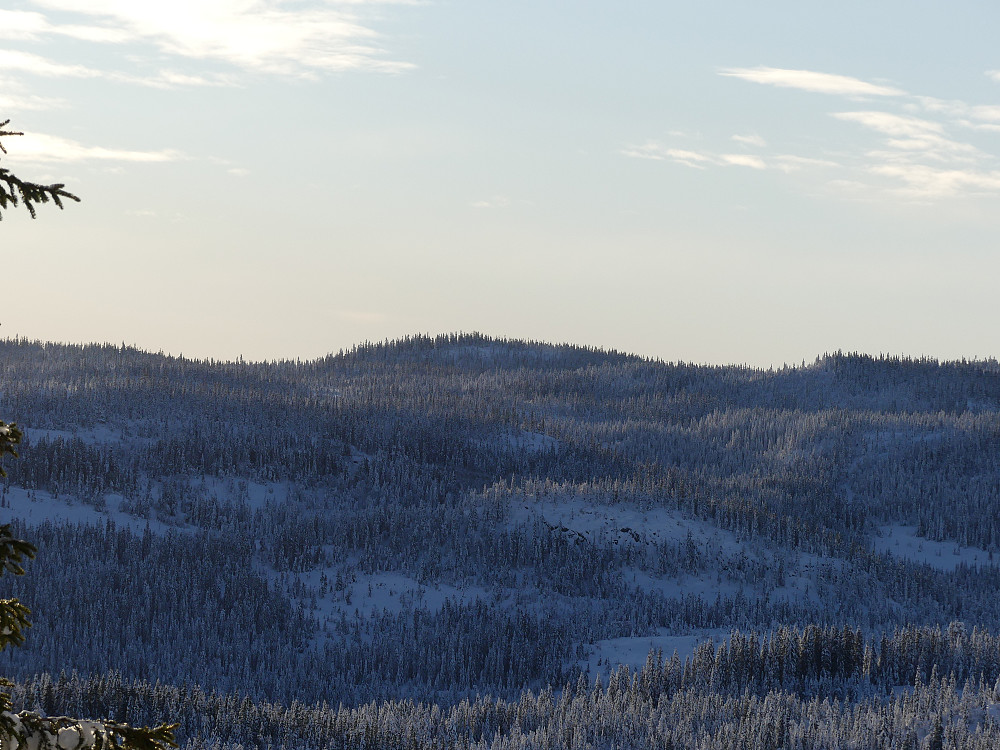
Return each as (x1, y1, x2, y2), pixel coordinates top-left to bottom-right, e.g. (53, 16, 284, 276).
(3, 334, 1000, 748)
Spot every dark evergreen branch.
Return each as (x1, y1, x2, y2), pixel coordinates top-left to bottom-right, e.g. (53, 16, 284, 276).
(0, 522, 36, 575)
(0, 120, 80, 220)
(0, 423, 23, 479)
(0, 600, 31, 651)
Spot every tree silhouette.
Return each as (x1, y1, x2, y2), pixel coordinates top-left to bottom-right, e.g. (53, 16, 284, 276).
(0, 120, 80, 220)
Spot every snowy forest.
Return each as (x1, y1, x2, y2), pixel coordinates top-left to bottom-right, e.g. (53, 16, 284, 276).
(3, 332, 1000, 748)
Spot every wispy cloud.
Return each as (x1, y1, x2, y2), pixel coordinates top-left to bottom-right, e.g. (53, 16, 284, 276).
(970, 105, 1000, 122)
(719, 67, 904, 97)
(622, 142, 769, 171)
(621, 143, 711, 168)
(987, 71, 1000, 84)
(869, 163, 1000, 199)
(0, 74, 67, 110)
(719, 154, 766, 169)
(0, 9, 130, 42)
(772, 154, 840, 173)
(21, 0, 415, 79)
(631, 65, 1000, 203)
(832, 111, 980, 162)
(0, 49, 101, 79)
(0, 49, 236, 88)
(911, 96, 1000, 127)
(0, 92, 67, 111)
(828, 112, 996, 196)
(732, 134, 766, 147)
(957, 120, 1000, 133)
(10, 132, 184, 163)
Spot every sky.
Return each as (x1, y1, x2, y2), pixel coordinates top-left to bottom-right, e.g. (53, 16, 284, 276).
(2, 1, 999, 367)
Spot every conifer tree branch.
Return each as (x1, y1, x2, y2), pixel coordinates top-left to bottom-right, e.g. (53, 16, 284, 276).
(0, 120, 80, 221)
(0, 522, 35, 575)
(0, 711, 178, 750)
(0, 424, 23, 480)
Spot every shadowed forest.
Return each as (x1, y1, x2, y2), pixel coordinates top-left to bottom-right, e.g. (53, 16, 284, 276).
(3, 333, 1000, 748)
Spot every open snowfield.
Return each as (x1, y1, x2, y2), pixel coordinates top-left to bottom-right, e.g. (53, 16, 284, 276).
(872, 524, 996, 571)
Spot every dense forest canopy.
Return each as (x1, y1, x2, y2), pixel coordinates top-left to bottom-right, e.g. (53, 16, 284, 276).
(3, 333, 1000, 748)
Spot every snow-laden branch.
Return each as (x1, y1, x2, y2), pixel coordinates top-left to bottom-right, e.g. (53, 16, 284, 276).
(0, 711, 177, 750)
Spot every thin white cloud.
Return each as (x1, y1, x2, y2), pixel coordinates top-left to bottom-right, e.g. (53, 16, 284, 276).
(0, 9, 50, 39)
(622, 142, 767, 170)
(0, 75, 67, 110)
(773, 155, 840, 172)
(827, 110, 1000, 198)
(26, 0, 415, 77)
(986, 70, 1000, 83)
(912, 96, 1000, 125)
(911, 95, 968, 118)
(621, 142, 710, 168)
(663, 148, 714, 167)
(719, 67, 904, 97)
(833, 111, 944, 138)
(0, 49, 236, 88)
(134, 70, 240, 88)
(869, 163, 1000, 199)
(11, 132, 184, 163)
(618, 143, 664, 161)
(970, 105, 1000, 122)
(0, 9, 130, 42)
(956, 120, 1000, 133)
(0, 49, 101, 79)
(634, 66, 1000, 203)
(833, 111, 979, 161)
(0, 92, 67, 110)
(719, 154, 766, 169)
(732, 134, 766, 147)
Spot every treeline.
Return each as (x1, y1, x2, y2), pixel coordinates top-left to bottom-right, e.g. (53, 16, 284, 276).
(15, 624, 1000, 749)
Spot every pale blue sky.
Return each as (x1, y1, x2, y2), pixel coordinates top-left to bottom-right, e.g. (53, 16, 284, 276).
(2, 1, 999, 366)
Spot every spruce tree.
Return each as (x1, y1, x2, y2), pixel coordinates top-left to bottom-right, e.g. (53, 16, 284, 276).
(0, 120, 79, 220)
(0, 122, 175, 749)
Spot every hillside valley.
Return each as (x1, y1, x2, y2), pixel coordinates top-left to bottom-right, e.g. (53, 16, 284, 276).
(2, 333, 1000, 748)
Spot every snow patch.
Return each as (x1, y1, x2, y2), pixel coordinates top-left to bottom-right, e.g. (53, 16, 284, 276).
(872, 524, 995, 571)
(1, 486, 185, 536)
(581, 629, 728, 677)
